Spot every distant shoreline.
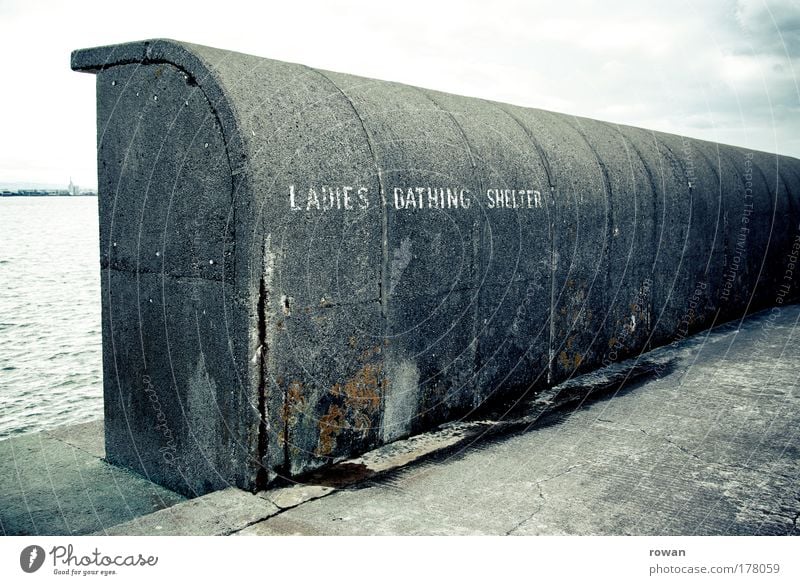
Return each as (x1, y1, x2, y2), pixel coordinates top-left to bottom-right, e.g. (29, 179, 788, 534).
(0, 193, 97, 197)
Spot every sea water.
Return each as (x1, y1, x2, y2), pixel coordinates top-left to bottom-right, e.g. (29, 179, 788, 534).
(0, 197, 102, 437)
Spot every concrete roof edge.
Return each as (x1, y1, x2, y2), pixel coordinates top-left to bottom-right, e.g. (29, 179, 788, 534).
(71, 38, 250, 173)
(71, 38, 168, 73)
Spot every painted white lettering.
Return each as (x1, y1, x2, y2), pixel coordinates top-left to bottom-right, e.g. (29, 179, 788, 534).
(289, 185, 301, 210)
(292, 183, 544, 212)
(446, 188, 458, 208)
(342, 186, 353, 210)
(321, 186, 334, 210)
(428, 187, 440, 208)
(358, 187, 369, 209)
(459, 188, 471, 209)
(306, 187, 320, 210)
(405, 187, 417, 209)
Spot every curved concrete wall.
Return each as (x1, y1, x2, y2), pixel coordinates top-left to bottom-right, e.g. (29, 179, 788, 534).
(73, 39, 800, 496)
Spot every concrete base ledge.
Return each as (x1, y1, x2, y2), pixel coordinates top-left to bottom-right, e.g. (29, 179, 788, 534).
(96, 488, 279, 536)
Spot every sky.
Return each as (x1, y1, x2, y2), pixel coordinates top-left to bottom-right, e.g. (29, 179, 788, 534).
(0, 0, 798, 189)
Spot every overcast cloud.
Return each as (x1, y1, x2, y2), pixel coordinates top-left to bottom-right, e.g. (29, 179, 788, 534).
(0, 0, 797, 188)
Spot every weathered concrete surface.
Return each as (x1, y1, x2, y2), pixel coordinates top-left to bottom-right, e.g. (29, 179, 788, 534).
(238, 304, 800, 535)
(0, 421, 185, 536)
(72, 38, 800, 495)
(2, 305, 799, 535)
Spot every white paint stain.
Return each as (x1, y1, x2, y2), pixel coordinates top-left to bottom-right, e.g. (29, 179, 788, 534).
(389, 237, 413, 296)
(382, 359, 419, 443)
(188, 352, 220, 450)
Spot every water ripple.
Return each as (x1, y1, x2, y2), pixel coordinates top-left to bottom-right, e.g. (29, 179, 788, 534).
(0, 197, 102, 438)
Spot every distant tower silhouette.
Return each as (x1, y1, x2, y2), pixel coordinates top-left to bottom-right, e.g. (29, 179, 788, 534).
(68, 177, 79, 196)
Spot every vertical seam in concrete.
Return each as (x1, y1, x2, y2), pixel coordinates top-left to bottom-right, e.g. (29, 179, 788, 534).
(685, 142, 726, 324)
(491, 104, 556, 385)
(307, 68, 388, 319)
(419, 91, 477, 169)
(604, 124, 658, 343)
(645, 132, 677, 348)
(688, 145, 724, 329)
(694, 146, 721, 185)
(420, 89, 483, 394)
(255, 238, 269, 490)
(655, 139, 722, 332)
(776, 166, 797, 227)
(743, 155, 782, 311)
(688, 145, 718, 303)
(493, 106, 556, 189)
(679, 141, 724, 327)
(568, 120, 614, 251)
(775, 157, 800, 212)
(691, 146, 723, 279)
(303, 67, 391, 438)
(648, 133, 669, 275)
(565, 118, 615, 368)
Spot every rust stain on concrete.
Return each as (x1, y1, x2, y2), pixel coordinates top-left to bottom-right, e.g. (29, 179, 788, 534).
(335, 363, 382, 413)
(315, 404, 346, 457)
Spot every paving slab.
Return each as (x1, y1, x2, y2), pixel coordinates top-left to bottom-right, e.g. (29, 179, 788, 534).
(98, 488, 279, 536)
(0, 421, 185, 536)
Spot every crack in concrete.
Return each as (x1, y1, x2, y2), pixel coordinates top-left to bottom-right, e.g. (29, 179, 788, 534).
(634, 425, 800, 535)
(636, 426, 793, 480)
(505, 482, 545, 536)
(504, 463, 587, 535)
(261, 489, 336, 512)
(638, 428, 702, 460)
(227, 488, 340, 535)
(46, 433, 103, 461)
(752, 506, 800, 535)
